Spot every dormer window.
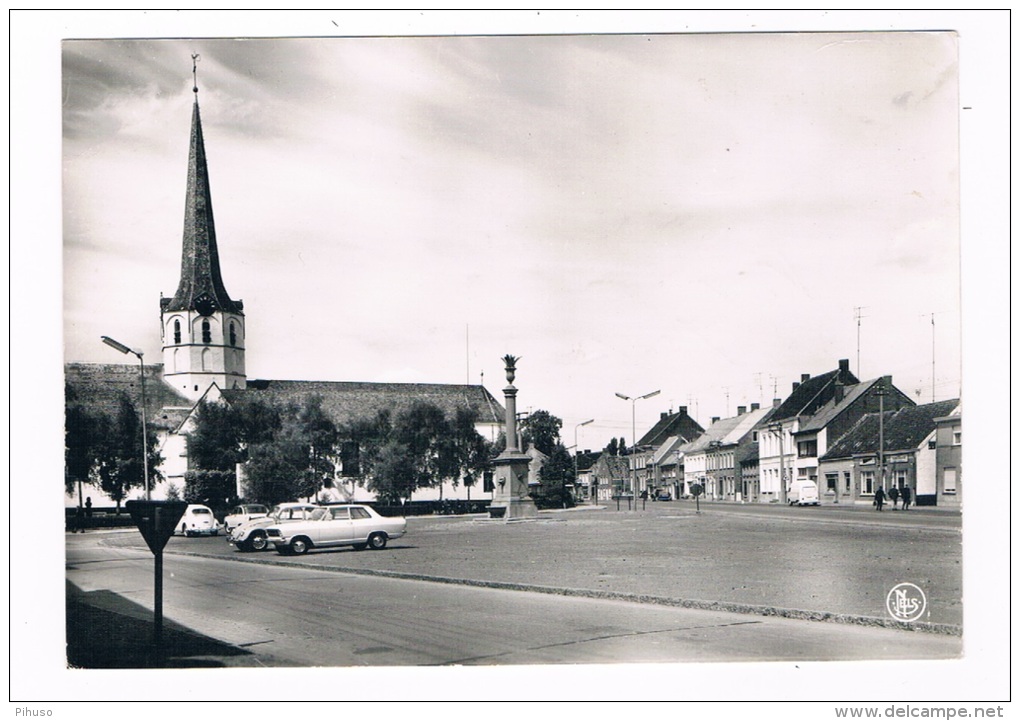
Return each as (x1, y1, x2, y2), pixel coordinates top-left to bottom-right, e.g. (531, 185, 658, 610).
(202, 319, 211, 344)
(173, 319, 181, 344)
(229, 321, 237, 347)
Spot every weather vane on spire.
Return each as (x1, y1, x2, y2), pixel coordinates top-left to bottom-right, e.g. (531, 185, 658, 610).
(191, 53, 201, 94)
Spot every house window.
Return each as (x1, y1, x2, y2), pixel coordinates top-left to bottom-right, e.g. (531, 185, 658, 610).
(893, 469, 907, 490)
(952, 430, 961, 445)
(861, 470, 874, 495)
(202, 319, 211, 344)
(173, 319, 181, 344)
(844, 471, 852, 494)
(944, 467, 957, 494)
(825, 473, 838, 492)
(797, 440, 817, 458)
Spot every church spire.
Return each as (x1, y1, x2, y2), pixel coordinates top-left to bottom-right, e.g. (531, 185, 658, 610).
(160, 59, 246, 401)
(162, 56, 242, 316)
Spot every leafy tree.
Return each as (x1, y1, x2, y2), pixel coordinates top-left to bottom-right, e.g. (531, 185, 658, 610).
(605, 438, 620, 457)
(183, 470, 236, 513)
(366, 439, 416, 504)
(65, 383, 100, 498)
(188, 401, 242, 471)
(533, 443, 576, 508)
(94, 394, 163, 513)
(521, 409, 562, 456)
(240, 395, 338, 503)
(392, 400, 459, 500)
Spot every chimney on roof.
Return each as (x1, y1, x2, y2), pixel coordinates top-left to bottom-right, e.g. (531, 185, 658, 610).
(711, 416, 720, 424)
(792, 382, 800, 391)
(660, 412, 668, 420)
(834, 378, 844, 403)
(751, 403, 760, 411)
(678, 406, 687, 415)
(801, 373, 811, 382)
(773, 398, 782, 408)
(839, 358, 850, 376)
(737, 406, 746, 415)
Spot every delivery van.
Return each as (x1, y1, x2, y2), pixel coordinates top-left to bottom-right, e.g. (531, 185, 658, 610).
(788, 480, 820, 506)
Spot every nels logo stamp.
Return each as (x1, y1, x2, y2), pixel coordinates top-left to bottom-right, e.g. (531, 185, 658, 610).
(886, 582, 928, 623)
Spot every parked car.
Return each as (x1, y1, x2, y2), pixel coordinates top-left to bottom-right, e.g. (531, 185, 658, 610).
(788, 480, 820, 506)
(655, 490, 672, 501)
(177, 504, 220, 537)
(228, 502, 318, 552)
(268, 504, 407, 555)
(223, 503, 270, 533)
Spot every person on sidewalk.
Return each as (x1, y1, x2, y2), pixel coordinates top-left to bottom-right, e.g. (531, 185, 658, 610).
(900, 485, 912, 511)
(874, 486, 886, 511)
(888, 485, 899, 510)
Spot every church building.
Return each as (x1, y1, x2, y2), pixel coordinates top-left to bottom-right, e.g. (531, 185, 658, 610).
(65, 78, 504, 506)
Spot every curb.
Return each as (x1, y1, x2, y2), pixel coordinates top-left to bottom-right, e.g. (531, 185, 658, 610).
(166, 548, 961, 637)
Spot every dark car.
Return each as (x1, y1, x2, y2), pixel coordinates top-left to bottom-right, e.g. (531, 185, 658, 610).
(655, 490, 672, 501)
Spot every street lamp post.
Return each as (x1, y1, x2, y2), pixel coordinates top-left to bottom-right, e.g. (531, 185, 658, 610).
(102, 336, 150, 501)
(574, 419, 594, 503)
(615, 390, 660, 499)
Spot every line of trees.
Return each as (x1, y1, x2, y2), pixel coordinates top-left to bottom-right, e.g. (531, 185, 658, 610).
(64, 383, 163, 513)
(187, 395, 496, 507)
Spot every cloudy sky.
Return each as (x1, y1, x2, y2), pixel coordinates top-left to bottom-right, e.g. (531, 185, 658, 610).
(12, 9, 1012, 705)
(56, 19, 969, 452)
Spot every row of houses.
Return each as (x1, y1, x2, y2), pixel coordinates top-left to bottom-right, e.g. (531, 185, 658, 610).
(576, 359, 962, 508)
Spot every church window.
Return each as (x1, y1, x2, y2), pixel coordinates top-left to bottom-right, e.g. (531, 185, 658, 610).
(229, 321, 237, 347)
(202, 319, 211, 344)
(173, 319, 181, 344)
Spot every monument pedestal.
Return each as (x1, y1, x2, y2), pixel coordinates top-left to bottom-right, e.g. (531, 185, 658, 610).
(488, 450, 537, 520)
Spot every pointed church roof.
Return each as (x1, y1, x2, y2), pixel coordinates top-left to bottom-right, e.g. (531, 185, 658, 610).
(162, 93, 242, 315)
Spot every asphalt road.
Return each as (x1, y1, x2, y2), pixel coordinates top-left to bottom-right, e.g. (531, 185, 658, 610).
(110, 500, 962, 628)
(66, 535, 961, 667)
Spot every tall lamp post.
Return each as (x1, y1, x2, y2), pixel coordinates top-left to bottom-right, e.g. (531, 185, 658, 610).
(102, 336, 150, 501)
(574, 418, 594, 502)
(615, 390, 660, 498)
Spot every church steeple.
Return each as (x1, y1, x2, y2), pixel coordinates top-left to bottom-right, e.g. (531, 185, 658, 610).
(162, 64, 242, 316)
(161, 58, 247, 401)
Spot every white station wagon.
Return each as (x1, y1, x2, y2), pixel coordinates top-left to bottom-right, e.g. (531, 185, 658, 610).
(267, 504, 407, 555)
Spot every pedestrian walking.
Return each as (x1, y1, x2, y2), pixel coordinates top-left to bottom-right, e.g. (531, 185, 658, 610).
(85, 496, 93, 519)
(888, 485, 899, 510)
(901, 485, 912, 511)
(874, 486, 886, 511)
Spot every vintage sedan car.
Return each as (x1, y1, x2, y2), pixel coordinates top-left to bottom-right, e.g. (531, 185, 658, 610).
(177, 504, 220, 537)
(268, 504, 406, 555)
(227, 502, 318, 552)
(223, 503, 270, 533)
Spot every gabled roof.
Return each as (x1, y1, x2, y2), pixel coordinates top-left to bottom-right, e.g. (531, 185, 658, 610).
(637, 410, 704, 448)
(65, 363, 195, 432)
(591, 454, 630, 482)
(718, 406, 774, 445)
(224, 379, 505, 428)
(821, 399, 960, 460)
(683, 414, 748, 455)
(772, 363, 859, 422)
(651, 435, 686, 465)
(796, 377, 914, 434)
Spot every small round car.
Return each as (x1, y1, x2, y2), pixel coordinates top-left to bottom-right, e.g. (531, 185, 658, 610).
(177, 504, 220, 537)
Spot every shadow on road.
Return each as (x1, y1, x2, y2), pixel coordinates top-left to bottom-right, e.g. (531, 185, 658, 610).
(65, 581, 259, 669)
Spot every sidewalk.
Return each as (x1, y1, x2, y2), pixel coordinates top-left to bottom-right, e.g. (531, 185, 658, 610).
(66, 580, 263, 668)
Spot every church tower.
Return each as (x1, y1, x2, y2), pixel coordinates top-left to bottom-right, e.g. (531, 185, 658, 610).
(160, 65, 246, 401)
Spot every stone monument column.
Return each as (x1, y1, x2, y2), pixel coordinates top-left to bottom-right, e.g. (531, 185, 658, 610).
(489, 355, 537, 520)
